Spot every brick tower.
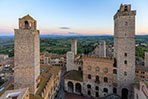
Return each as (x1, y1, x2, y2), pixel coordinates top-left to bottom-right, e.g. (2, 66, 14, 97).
(114, 4, 136, 99)
(14, 15, 40, 94)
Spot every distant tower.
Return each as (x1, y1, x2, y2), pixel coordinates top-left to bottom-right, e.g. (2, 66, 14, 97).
(14, 15, 40, 94)
(99, 41, 106, 57)
(71, 39, 77, 55)
(114, 4, 136, 98)
(66, 51, 74, 71)
(145, 52, 148, 67)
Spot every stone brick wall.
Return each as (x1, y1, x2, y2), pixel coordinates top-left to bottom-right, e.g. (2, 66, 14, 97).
(82, 57, 117, 98)
(66, 51, 75, 71)
(14, 29, 40, 94)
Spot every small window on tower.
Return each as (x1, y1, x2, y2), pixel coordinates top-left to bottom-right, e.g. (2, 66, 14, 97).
(113, 69, 117, 74)
(124, 72, 127, 76)
(88, 66, 91, 70)
(124, 60, 127, 65)
(96, 67, 100, 72)
(104, 68, 108, 73)
(124, 6, 128, 11)
(88, 74, 91, 79)
(125, 53, 127, 57)
(125, 21, 128, 26)
(25, 21, 29, 29)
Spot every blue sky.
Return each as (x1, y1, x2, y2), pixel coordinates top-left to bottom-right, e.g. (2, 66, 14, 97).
(0, 0, 148, 35)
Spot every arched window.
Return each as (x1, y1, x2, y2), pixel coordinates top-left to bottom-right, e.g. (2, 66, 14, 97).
(113, 69, 117, 74)
(103, 88, 108, 93)
(104, 68, 108, 73)
(124, 60, 127, 64)
(75, 83, 81, 94)
(104, 77, 108, 83)
(125, 22, 128, 26)
(96, 76, 99, 82)
(25, 21, 29, 29)
(88, 66, 91, 70)
(68, 81, 74, 92)
(88, 90, 91, 96)
(88, 74, 91, 79)
(96, 66, 100, 72)
(124, 72, 127, 76)
(113, 87, 117, 94)
(87, 84, 91, 89)
(78, 67, 81, 71)
(95, 86, 99, 90)
(124, 6, 128, 11)
(96, 92, 99, 97)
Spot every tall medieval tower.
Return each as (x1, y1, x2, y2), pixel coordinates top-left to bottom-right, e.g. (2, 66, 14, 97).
(114, 4, 136, 98)
(14, 15, 40, 94)
(99, 41, 106, 58)
(71, 39, 77, 55)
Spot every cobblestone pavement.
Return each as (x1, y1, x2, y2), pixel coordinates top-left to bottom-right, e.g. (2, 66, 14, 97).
(65, 92, 91, 99)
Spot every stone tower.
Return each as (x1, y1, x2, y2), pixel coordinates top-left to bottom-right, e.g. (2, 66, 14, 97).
(99, 41, 106, 58)
(145, 52, 148, 67)
(14, 15, 40, 94)
(66, 51, 74, 71)
(114, 4, 136, 98)
(71, 39, 77, 55)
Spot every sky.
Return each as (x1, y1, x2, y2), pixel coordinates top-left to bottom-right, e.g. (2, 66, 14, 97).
(0, 0, 148, 36)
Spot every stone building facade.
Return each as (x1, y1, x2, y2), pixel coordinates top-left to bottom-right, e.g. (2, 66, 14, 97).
(0, 54, 8, 62)
(40, 52, 66, 66)
(36, 65, 61, 99)
(82, 56, 117, 98)
(114, 4, 136, 98)
(89, 41, 113, 58)
(134, 81, 148, 99)
(64, 56, 117, 98)
(136, 66, 148, 82)
(14, 15, 40, 94)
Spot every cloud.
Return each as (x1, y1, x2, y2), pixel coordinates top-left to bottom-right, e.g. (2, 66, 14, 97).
(59, 27, 70, 29)
(68, 32, 82, 35)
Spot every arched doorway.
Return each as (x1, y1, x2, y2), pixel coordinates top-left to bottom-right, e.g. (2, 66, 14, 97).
(68, 81, 74, 92)
(25, 21, 29, 29)
(122, 88, 128, 99)
(75, 83, 81, 94)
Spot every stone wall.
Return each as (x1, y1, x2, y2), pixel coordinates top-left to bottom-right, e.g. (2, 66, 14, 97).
(82, 57, 117, 98)
(66, 51, 75, 71)
(14, 29, 40, 94)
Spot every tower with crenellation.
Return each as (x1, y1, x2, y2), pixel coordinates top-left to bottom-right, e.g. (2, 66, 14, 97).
(114, 4, 136, 98)
(14, 14, 40, 94)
